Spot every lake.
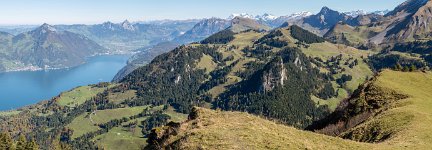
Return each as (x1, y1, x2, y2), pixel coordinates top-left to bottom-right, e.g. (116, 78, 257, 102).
(0, 55, 130, 111)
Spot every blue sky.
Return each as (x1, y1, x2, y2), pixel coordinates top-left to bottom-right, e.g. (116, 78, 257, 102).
(0, 0, 406, 25)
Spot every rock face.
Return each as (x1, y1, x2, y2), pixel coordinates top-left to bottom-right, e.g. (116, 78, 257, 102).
(304, 7, 349, 30)
(386, 0, 432, 42)
(385, 0, 428, 17)
(261, 58, 288, 92)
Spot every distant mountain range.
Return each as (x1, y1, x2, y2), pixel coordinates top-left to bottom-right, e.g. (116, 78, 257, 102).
(113, 9, 396, 81)
(0, 8, 395, 74)
(0, 24, 106, 72)
(324, 0, 432, 47)
(55, 20, 199, 52)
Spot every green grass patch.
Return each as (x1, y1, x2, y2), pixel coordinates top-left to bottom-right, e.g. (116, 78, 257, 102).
(164, 106, 188, 123)
(94, 126, 146, 150)
(67, 106, 149, 139)
(196, 54, 217, 74)
(108, 90, 137, 104)
(57, 85, 115, 107)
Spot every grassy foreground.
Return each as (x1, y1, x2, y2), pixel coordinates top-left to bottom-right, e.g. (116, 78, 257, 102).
(148, 70, 432, 149)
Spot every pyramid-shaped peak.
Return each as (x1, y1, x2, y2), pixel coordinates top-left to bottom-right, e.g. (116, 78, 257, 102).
(320, 7, 333, 13)
(121, 19, 135, 31)
(122, 20, 131, 25)
(317, 6, 342, 16)
(37, 23, 57, 32)
(41, 23, 53, 28)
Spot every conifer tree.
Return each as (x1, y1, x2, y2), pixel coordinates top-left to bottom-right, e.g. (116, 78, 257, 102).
(410, 64, 417, 72)
(16, 134, 27, 150)
(403, 65, 410, 72)
(25, 138, 39, 150)
(0, 133, 14, 150)
(394, 63, 402, 71)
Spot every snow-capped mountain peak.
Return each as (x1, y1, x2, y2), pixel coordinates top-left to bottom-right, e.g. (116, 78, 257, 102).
(228, 13, 255, 20)
(36, 23, 57, 34)
(121, 20, 136, 31)
(344, 10, 367, 17)
(228, 13, 281, 21)
(370, 10, 390, 16)
(288, 11, 313, 19)
(344, 10, 391, 17)
(256, 13, 278, 21)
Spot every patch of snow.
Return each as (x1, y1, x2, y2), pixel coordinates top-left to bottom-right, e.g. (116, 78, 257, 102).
(369, 10, 390, 16)
(256, 13, 278, 21)
(228, 13, 255, 20)
(288, 11, 313, 19)
(344, 10, 367, 17)
(121, 20, 135, 31)
(228, 11, 312, 22)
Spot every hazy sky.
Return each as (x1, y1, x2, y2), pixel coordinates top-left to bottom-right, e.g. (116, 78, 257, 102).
(0, 0, 406, 25)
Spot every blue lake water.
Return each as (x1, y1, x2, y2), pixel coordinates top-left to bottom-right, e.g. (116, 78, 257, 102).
(0, 55, 130, 111)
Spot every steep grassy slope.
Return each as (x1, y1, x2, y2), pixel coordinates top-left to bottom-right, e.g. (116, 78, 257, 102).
(146, 107, 369, 150)
(353, 70, 432, 148)
(311, 70, 432, 148)
(147, 70, 432, 149)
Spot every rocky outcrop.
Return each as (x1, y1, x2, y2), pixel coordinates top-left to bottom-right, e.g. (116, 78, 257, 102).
(145, 121, 182, 150)
(261, 58, 288, 92)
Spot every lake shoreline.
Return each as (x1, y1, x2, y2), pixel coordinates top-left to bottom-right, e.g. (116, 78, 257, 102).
(0, 52, 134, 74)
(0, 54, 131, 111)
